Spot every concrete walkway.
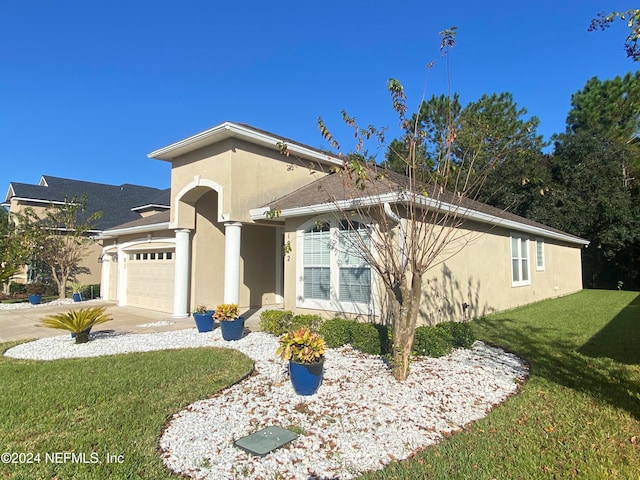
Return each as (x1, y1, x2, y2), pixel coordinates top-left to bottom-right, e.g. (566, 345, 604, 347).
(0, 300, 262, 343)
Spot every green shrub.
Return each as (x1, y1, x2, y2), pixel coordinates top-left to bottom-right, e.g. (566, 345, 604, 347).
(319, 318, 352, 348)
(259, 310, 293, 335)
(350, 322, 385, 355)
(319, 318, 390, 355)
(290, 314, 323, 333)
(436, 321, 476, 348)
(85, 284, 100, 299)
(413, 325, 454, 358)
(9, 282, 26, 296)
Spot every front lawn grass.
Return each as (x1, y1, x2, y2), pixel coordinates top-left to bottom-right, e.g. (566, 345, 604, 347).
(0, 344, 253, 479)
(362, 289, 640, 479)
(2, 290, 638, 479)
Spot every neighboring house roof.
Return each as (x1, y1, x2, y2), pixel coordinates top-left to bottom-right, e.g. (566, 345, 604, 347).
(3, 175, 170, 231)
(253, 166, 589, 246)
(98, 210, 171, 238)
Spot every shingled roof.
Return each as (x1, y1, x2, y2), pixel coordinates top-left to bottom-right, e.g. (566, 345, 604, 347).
(261, 166, 588, 245)
(4, 175, 170, 231)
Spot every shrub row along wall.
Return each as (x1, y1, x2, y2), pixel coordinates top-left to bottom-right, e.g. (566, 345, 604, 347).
(259, 310, 476, 358)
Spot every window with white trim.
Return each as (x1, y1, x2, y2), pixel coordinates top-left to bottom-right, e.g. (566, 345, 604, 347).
(301, 218, 372, 310)
(303, 221, 331, 300)
(511, 234, 530, 286)
(536, 239, 545, 271)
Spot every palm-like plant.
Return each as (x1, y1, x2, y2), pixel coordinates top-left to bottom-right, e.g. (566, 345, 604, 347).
(39, 306, 113, 344)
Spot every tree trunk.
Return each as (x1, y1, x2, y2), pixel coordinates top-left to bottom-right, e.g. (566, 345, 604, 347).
(391, 274, 422, 381)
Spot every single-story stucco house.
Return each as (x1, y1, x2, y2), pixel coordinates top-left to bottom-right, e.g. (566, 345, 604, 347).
(97, 121, 589, 324)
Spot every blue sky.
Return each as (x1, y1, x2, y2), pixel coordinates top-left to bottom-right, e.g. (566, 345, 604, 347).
(1, 1, 638, 191)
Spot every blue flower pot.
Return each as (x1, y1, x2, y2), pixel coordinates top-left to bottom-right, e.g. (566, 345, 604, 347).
(289, 359, 324, 396)
(28, 294, 41, 305)
(193, 313, 214, 333)
(72, 293, 83, 302)
(220, 317, 245, 341)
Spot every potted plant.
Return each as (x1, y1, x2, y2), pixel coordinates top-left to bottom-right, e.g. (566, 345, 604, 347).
(192, 304, 214, 333)
(214, 303, 245, 341)
(38, 306, 113, 344)
(71, 281, 85, 302)
(26, 282, 44, 305)
(276, 328, 326, 396)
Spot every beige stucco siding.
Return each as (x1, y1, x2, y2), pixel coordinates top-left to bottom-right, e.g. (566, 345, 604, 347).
(170, 138, 328, 225)
(191, 190, 226, 309)
(186, 190, 281, 312)
(283, 213, 584, 325)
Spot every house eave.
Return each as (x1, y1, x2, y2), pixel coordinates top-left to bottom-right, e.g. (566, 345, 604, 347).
(131, 204, 170, 212)
(252, 193, 590, 247)
(147, 121, 343, 167)
(95, 222, 170, 240)
(5, 196, 69, 207)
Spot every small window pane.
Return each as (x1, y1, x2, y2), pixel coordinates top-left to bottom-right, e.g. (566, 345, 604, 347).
(304, 231, 330, 266)
(339, 267, 371, 303)
(536, 239, 544, 270)
(303, 267, 330, 300)
(166, 252, 173, 260)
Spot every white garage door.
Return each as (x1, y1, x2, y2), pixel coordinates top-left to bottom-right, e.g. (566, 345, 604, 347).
(126, 250, 174, 312)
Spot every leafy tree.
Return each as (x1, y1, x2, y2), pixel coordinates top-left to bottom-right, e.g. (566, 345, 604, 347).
(565, 72, 640, 184)
(384, 94, 461, 179)
(455, 92, 545, 202)
(311, 28, 540, 381)
(385, 92, 545, 207)
(567, 72, 640, 139)
(543, 131, 640, 289)
(12, 196, 102, 299)
(0, 207, 30, 288)
(589, 9, 640, 61)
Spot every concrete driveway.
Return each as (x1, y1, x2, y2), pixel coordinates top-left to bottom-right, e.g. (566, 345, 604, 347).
(1, 301, 197, 343)
(1, 300, 264, 344)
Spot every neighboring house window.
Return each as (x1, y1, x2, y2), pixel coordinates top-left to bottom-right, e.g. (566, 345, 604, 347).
(300, 218, 372, 312)
(536, 239, 545, 271)
(511, 234, 530, 286)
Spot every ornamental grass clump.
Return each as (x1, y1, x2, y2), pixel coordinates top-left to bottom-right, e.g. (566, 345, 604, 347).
(39, 306, 113, 344)
(276, 328, 326, 364)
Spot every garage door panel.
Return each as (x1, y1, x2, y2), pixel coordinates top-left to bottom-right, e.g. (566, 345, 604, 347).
(126, 254, 174, 312)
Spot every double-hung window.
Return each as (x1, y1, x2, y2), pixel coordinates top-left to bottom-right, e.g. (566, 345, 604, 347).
(302, 221, 331, 300)
(300, 218, 372, 312)
(337, 220, 371, 303)
(511, 234, 530, 286)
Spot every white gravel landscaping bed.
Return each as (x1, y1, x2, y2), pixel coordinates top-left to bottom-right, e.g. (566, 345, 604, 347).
(4, 328, 529, 480)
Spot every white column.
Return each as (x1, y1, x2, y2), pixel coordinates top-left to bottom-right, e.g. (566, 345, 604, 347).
(99, 251, 110, 301)
(223, 222, 242, 304)
(173, 229, 191, 318)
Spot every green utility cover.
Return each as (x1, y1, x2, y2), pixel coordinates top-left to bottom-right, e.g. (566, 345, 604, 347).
(234, 426, 299, 457)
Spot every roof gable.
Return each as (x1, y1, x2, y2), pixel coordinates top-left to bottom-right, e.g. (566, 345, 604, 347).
(147, 121, 343, 168)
